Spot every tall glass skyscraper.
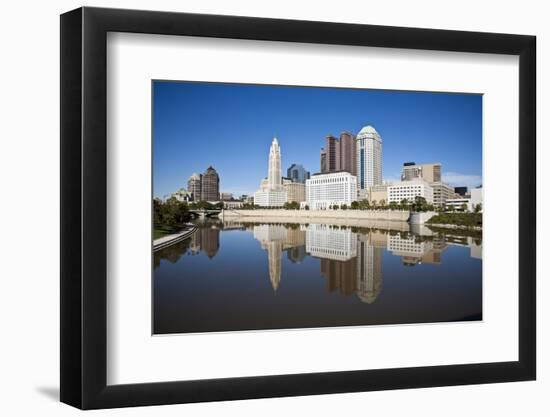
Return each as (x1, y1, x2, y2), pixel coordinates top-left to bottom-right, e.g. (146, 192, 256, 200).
(287, 163, 310, 184)
(356, 125, 382, 195)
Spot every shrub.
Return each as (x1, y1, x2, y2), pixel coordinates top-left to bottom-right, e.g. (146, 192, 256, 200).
(427, 212, 482, 227)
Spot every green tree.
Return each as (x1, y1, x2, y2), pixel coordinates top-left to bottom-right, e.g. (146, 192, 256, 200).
(154, 197, 190, 231)
(412, 196, 428, 212)
(153, 198, 163, 225)
(350, 201, 359, 210)
(341, 204, 348, 210)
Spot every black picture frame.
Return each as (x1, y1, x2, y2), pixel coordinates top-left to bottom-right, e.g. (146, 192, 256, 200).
(60, 6, 536, 410)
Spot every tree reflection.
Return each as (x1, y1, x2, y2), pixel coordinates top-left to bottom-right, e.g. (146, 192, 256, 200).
(154, 219, 482, 307)
(154, 224, 220, 267)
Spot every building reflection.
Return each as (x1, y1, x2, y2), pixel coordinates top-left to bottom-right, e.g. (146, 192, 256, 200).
(306, 224, 357, 261)
(355, 233, 384, 304)
(252, 223, 385, 303)
(188, 225, 220, 258)
(442, 234, 482, 260)
(155, 221, 481, 295)
(387, 233, 448, 266)
(246, 221, 481, 302)
(321, 258, 357, 296)
(253, 225, 306, 291)
(313, 227, 384, 304)
(287, 245, 307, 264)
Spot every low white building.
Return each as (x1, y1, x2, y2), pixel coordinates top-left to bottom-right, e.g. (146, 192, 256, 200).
(223, 201, 244, 209)
(388, 180, 434, 205)
(446, 186, 483, 212)
(306, 171, 357, 210)
(171, 188, 193, 202)
(430, 181, 455, 207)
(470, 187, 483, 211)
(445, 197, 471, 211)
(254, 189, 287, 207)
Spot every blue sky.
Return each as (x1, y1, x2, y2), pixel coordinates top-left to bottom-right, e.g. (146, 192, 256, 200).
(153, 81, 482, 198)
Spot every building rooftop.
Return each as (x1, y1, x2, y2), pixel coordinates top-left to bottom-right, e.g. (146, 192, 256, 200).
(389, 178, 432, 186)
(403, 161, 441, 167)
(311, 170, 355, 177)
(358, 125, 378, 135)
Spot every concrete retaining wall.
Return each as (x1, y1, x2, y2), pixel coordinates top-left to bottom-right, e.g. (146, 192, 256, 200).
(223, 209, 409, 222)
(409, 211, 437, 224)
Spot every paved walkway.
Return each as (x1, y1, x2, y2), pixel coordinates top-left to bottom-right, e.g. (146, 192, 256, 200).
(153, 225, 198, 252)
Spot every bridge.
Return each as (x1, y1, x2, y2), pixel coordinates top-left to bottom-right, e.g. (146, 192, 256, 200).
(188, 209, 222, 219)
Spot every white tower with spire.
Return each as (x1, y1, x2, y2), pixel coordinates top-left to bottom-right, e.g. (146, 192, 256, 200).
(268, 137, 282, 189)
(254, 137, 288, 207)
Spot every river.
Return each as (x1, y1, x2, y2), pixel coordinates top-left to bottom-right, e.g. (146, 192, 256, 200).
(153, 219, 482, 334)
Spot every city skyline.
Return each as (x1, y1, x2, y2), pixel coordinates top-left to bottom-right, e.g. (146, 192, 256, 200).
(153, 81, 482, 198)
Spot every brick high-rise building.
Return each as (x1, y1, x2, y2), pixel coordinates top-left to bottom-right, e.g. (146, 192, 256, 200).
(201, 166, 220, 201)
(324, 135, 340, 173)
(338, 131, 357, 176)
(319, 132, 356, 175)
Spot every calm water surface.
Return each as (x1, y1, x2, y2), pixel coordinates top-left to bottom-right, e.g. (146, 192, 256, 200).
(153, 219, 482, 334)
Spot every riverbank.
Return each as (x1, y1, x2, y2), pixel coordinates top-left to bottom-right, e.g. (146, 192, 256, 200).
(427, 223, 482, 232)
(153, 224, 198, 252)
(223, 209, 409, 222)
(223, 215, 411, 231)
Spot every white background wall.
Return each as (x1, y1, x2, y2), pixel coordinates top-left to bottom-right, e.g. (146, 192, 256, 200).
(0, 0, 546, 415)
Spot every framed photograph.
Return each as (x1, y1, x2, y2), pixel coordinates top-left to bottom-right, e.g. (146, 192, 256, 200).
(60, 7, 536, 409)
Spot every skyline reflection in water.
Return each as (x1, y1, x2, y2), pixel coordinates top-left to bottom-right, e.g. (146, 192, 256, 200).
(154, 220, 482, 334)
